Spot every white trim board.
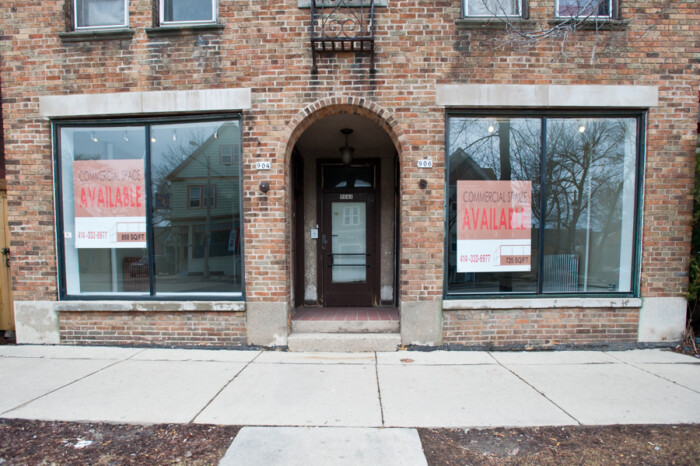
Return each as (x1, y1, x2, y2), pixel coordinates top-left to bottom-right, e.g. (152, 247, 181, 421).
(436, 84, 658, 108)
(39, 88, 252, 119)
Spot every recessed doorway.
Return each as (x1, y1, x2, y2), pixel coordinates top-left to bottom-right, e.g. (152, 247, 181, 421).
(291, 113, 398, 309)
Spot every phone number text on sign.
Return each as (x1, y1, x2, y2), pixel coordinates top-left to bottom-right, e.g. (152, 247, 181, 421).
(77, 231, 108, 240)
(460, 254, 491, 264)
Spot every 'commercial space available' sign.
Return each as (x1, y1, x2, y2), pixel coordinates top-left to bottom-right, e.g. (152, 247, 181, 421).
(456, 180, 532, 273)
(73, 159, 146, 249)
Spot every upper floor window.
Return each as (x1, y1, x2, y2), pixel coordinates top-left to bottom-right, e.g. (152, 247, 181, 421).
(160, 0, 217, 25)
(74, 0, 128, 29)
(464, 0, 522, 17)
(556, 0, 612, 18)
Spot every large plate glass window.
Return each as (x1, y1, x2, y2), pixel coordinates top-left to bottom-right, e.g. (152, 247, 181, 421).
(160, 0, 217, 25)
(556, 0, 612, 18)
(74, 0, 128, 29)
(446, 113, 640, 296)
(464, 0, 522, 17)
(57, 117, 242, 298)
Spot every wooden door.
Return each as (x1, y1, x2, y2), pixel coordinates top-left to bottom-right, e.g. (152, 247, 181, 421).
(321, 191, 376, 307)
(0, 191, 14, 331)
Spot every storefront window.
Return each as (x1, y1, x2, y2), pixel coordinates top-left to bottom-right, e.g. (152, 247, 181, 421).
(446, 114, 640, 296)
(57, 117, 242, 298)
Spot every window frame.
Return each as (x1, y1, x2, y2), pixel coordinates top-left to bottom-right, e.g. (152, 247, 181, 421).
(220, 145, 234, 165)
(53, 113, 244, 301)
(73, 0, 129, 30)
(463, 0, 525, 18)
(444, 109, 645, 300)
(159, 0, 218, 26)
(554, 0, 615, 19)
(188, 184, 217, 209)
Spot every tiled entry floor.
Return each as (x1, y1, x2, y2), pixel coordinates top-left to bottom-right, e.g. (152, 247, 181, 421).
(292, 307, 399, 322)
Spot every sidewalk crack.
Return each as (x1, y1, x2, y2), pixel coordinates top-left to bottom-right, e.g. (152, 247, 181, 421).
(604, 352, 700, 395)
(490, 353, 582, 426)
(374, 352, 386, 427)
(188, 351, 263, 424)
(0, 347, 148, 416)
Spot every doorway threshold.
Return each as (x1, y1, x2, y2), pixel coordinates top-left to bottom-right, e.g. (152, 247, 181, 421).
(289, 307, 400, 352)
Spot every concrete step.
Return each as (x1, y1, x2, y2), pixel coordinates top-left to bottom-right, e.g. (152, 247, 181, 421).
(291, 319, 399, 334)
(287, 333, 401, 352)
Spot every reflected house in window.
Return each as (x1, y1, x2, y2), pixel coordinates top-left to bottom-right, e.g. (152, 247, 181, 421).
(157, 122, 241, 283)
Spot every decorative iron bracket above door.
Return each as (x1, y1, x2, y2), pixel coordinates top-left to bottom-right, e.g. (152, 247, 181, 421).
(310, 0, 376, 73)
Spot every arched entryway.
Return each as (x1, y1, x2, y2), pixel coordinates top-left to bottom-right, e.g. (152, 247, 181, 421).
(283, 101, 404, 350)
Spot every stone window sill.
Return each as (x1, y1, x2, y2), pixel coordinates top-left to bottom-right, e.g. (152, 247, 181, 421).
(456, 18, 538, 31)
(56, 300, 246, 313)
(58, 28, 135, 42)
(548, 18, 629, 30)
(443, 297, 642, 310)
(146, 23, 225, 37)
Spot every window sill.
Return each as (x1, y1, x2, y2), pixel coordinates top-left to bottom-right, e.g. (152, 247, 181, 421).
(548, 18, 629, 30)
(58, 28, 135, 42)
(443, 297, 642, 310)
(56, 300, 246, 312)
(146, 23, 225, 37)
(456, 18, 538, 31)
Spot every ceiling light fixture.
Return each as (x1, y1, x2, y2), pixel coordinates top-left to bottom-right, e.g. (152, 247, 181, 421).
(339, 128, 354, 166)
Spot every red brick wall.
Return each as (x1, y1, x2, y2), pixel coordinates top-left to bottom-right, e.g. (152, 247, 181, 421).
(0, 1, 698, 313)
(443, 308, 639, 348)
(59, 312, 246, 347)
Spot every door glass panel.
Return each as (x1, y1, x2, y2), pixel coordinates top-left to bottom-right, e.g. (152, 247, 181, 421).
(324, 166, 374, 189)
(331, 202, 367, 283)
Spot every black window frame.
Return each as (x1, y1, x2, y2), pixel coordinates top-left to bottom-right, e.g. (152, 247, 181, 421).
(444, 109, 645, 300)
(53, 113, 244, 301)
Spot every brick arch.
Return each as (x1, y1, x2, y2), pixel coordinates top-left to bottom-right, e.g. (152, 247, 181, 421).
(281, 97, 407, 164)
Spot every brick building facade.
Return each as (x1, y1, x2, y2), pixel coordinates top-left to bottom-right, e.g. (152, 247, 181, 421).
(1, 0, 698, 349)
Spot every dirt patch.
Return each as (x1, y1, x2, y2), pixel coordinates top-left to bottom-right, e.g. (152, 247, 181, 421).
(0, 419, 240, 465)
(419, 424, 700, 465)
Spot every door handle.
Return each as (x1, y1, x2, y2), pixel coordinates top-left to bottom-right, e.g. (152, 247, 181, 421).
(1, 248, 9, 268)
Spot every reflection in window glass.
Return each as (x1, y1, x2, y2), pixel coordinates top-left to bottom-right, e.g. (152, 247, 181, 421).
(446, 115, 639, 296)
(447, 118, 540, 293)
(544, 118, 636, 293)
(465, 0, 521, 16)
(75, 0, 127, 28)
(162, 0, 215, 23)
(60, 127, 147, 294)
(58, 119, 242, 297)
(556, 0, 611, 17)
(150, 121, 241, 294)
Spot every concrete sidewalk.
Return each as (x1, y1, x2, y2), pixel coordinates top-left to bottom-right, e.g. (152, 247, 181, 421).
(1, 346, 699, 464)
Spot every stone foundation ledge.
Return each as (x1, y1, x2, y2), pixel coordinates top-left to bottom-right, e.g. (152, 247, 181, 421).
(443, 297, 642, 310)
(14, 301, 246, 345)
(55, 301, 246, 313)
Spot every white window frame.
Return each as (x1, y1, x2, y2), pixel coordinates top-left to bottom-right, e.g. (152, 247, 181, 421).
(159, 0, 218, 26)
(555, 0, 613, 18)
(464, 0, 523, 17)
(73, 0, 128, 30)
